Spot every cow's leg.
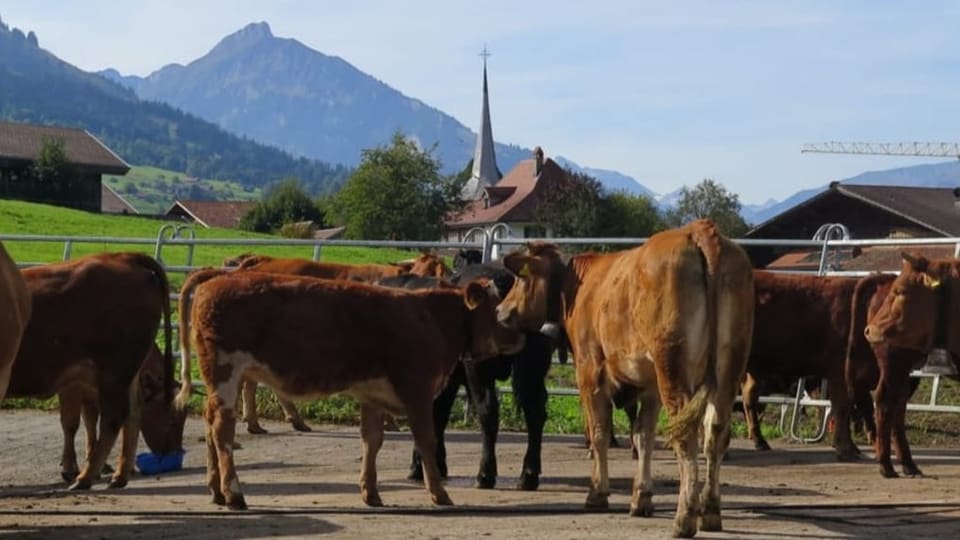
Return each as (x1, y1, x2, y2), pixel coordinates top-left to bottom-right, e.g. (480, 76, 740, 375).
(513, 339, 550, 491)
(829, 375, 859, 460)
(892, 386, 921, 477)
(465, 362, 500, 489)
(584, 389, 612, 509)
(108, 380, 142, 488)
(69, 378, 131, 490)
(359, 403, 385, 506)
(699, 389, 738, 532)
(241, 378, 267, 435)
(622, 401, 640, 460)
(872, 368, 898, 478)
(629, 396, 660, 518)
(406, 396, 453, 505)
(81, 392, 103, 475)
(409, 368, 461, 482)
(740, 372, 770, 450)
(278, 396, 311, 432)
(59, 387, 84, 483)
(672, 421, 700, 538)
(204, 401, 225, 505)
(209, 394, 245, 510)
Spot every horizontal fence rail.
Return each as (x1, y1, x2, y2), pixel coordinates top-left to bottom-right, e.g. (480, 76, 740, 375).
(2, 225, 958, 440)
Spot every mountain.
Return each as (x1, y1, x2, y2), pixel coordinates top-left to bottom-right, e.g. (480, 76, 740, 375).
(102, 22, 531, 174)
(553, 156, 656, 197)
(747, 160, 960, 226)
(0, 18, 347, 193)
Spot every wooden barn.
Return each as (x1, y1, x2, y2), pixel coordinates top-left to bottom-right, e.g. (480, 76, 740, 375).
(164, 200, 257, 229)
(746, 181, 960, 271)
(0, 121, 130, 212)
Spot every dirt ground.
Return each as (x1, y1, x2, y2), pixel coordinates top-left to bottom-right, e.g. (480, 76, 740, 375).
(1, 409, 959, 539)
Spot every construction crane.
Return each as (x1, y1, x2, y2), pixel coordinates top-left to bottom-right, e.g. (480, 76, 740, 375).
(801, 141, 960, 159)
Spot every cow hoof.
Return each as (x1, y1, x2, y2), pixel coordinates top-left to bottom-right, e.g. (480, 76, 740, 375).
(476, 474, 496, 490)
(107, 477, 128, 489)
(232, 441, 244, 450)
(629, 495, 654, 517)
(247, 424, 268, 435)
(68, 478, 93, 491)
(699, 512, 723, 532)
(517, 472, 539, 491)
(211, 492, 226, 506)
(585, 491, 609, 510)
(61, 470, 79, 484)
(903, 463, 923, 477)
(754, 440, 771, 451)
(672, 517, 698, 539)
(227, 495, 248, 511)
(880, 467, 899, 479)
(362, 491, 383, 507)
(432, 491, 454, 506)
(407, 467, 424, 482)
(102, 464, 115, 474)
(836, 451, 859, 463)
(290, 420, 312, 433)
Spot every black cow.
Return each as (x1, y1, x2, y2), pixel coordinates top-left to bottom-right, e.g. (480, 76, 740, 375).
(377, 261, 555, 490)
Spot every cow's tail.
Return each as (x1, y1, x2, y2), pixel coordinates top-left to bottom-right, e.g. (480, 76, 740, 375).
(174, 268, 232, 411)
(132, 253, 175, 406)
(667, 219, 721, 447)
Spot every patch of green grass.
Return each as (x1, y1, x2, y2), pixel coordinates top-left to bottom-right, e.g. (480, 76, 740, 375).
(103, 165, 262, 215)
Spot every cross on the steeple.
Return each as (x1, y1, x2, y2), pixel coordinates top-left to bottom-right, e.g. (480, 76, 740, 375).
(479, 44, 492, 66)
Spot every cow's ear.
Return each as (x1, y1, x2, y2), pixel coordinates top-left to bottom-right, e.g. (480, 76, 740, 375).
(503, 253, 537, 278)
(463, 280, 488, 311)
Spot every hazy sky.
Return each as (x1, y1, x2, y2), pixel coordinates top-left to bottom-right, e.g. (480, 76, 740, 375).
(3, 1, 959, 204)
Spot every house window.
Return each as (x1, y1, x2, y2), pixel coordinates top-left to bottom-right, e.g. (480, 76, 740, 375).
(523, 225, 546, 239)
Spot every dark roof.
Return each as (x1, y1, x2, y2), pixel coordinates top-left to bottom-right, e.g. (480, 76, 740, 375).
(446, 157, 566, 227)
(0, 121, 130, 175)
(165, 200, 257, 229)
(748, 183, 960, 238)
(101, 183, 139, 214)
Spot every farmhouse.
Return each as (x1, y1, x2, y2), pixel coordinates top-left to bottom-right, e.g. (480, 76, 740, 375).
(747, 181, 960, 271)
(0, 121, 130, 213)
(164, 200, 257, 229)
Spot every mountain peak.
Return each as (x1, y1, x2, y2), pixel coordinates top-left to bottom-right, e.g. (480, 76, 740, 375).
(211, 21, 274, 55)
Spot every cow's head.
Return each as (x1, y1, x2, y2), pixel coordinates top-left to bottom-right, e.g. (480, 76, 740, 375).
(864, 252, 947, 349)
(400, 252, 453, 279)
(496, 243, 566, 338)
(138, 346, 187, 454)
(463, 278, 525, 358)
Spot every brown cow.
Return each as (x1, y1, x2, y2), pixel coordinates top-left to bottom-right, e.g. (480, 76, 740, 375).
(0, 241, 31, 401)
(224, 252, 452, 434)
(847, 272, 925, 478)
(864, 254, 960, 474)
(742, 271, 861, 458)
(495, 220, 755, 538)
(175, 269, 524, 510)
(58, 343, 187, 483)
(6, 252, 173, 490)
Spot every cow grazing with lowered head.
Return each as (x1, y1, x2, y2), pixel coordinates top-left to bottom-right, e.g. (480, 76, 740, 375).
(847, 272, 924, 478)
(742, 271, 861, 458)
(57, 343, 187, 483)
(222, 252, 452, 434)
(175, 269, 525, 510)
(495, 220, 755, 538)
(6, 252, 173, 490)
(0, 241, 30, 402)
(864, 254, 960, 474)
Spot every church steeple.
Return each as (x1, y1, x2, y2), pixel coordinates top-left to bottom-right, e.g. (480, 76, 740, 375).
(462, 45, 500, 200)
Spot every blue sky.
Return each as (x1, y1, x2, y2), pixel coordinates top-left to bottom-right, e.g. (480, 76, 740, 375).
(2, 1, 959, 204)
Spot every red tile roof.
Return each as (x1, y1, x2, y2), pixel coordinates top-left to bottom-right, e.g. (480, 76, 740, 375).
(0, 121, 129, 174)
(165, 200, 257, 229)
(100, 183, 139, 214)
(446, 157, 566, 227)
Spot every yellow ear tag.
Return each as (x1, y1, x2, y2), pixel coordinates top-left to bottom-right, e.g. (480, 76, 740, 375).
(923, 274, 941, 289)
(519, 263, 531, 277)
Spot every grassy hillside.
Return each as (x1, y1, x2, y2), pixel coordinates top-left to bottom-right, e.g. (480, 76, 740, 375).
(0, 199, 413, 271)
(103, 165, 264, 215)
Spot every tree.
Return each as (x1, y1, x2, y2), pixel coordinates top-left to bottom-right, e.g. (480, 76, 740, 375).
(33, 136, 70, 183)
(239, 178, 325, 234)
(666, 178, 749, 237)
(535, 168, 605, 238)
(326, 132, 465, 240)
(597, 191, 666, 238)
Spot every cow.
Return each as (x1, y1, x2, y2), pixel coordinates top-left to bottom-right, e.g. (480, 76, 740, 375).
(495, 220, 755, 538)
(224, 252, 452, 434)
(864, 254, 960, 474)
(741, 271, 861, 458)
(5, 252, 174, 490)
(58, 343, 187, 483)
(376, 267, 558, 491)
(0, 241, 30, 402)
(174, 269, 525, 510)
(847, 272, 925, 478)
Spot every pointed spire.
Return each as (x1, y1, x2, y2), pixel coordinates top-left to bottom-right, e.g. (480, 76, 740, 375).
(462, 45, 500, 200)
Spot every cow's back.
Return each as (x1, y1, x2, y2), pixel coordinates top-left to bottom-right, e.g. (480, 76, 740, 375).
(0, 242, 30, 399)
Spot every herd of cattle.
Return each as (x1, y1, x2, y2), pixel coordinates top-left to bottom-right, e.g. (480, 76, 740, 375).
(0, 218, 956, 538)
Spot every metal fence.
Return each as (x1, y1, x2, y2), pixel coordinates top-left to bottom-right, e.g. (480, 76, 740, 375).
(2, 223, 958, 443)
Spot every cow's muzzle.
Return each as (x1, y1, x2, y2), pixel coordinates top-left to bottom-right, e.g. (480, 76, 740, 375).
(863, 324, 884, 344)
(539, 322, 561, 339)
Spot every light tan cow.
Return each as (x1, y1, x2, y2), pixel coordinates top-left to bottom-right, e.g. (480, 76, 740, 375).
(0, 241, 30, 401)
(495, 220, 755, 538)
